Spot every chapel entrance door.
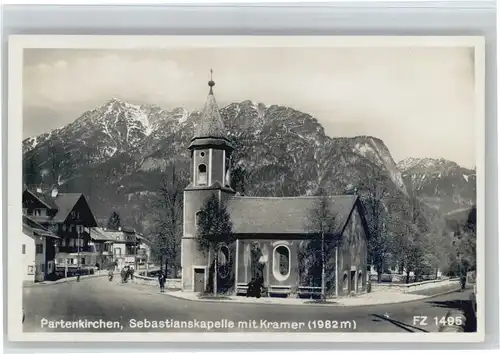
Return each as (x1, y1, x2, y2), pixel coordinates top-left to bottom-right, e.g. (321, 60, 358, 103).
(194, 268, 205, 293)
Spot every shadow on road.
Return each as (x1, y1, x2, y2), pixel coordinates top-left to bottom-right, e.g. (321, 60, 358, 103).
(371, 314, 429, 333)
(425, 298, 477, 332)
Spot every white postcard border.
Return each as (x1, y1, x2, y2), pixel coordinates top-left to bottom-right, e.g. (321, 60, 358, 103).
(7, 35, 486, 343)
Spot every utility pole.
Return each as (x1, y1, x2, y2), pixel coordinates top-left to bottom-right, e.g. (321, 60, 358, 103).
(321, 230, 325, 301)
(76, 225, 81, 282)
(335, 244, 339, 297)
(134, 231, 138, 271)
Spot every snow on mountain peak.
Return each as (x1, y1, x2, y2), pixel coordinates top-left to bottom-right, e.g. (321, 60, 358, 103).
(397, 157, 462, 173)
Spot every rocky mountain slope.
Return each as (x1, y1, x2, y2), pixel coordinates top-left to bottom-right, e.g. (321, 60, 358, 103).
(22, 98, 473, 233)
(398, 157, 476, 214)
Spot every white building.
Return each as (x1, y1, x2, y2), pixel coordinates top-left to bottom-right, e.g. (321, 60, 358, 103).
(22, 215, 59, 282)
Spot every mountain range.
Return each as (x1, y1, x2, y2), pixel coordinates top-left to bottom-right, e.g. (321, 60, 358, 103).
(22, 98, 476, 231)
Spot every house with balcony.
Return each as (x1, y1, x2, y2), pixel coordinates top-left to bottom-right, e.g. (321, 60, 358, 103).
(22, 187, 98, 277)
(89, 227, 116, 270)
(93, 227, 147, 269)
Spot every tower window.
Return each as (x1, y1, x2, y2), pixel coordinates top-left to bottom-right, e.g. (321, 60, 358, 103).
(198, 164, 207, 185)
(200, 152, 205, 157)
(195, 211, 204, 231)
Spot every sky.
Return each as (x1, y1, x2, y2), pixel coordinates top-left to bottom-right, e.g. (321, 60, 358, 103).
(23, 46, 477, 168)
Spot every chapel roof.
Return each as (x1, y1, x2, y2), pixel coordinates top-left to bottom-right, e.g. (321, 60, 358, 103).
(226, 195, 362, 235)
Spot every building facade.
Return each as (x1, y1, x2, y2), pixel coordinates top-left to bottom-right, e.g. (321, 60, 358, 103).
(22, 215, 59, 282)
(181, 77, 370, 297)
(22, 188, 98, 279)
(93, 227, 147, 269)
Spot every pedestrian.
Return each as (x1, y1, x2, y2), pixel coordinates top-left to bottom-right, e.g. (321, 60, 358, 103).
(158, 271, 165, 293)
(460, 273, 467, 291)
(120, 267, 127, 283)
(76, 267, 81, 282)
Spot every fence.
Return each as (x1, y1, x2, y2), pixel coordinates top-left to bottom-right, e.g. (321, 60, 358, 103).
(370, 278, 459, 293)
(369, 273, 440, 283)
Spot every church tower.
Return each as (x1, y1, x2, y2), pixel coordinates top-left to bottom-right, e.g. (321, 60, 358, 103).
(181, 71, 236, 292)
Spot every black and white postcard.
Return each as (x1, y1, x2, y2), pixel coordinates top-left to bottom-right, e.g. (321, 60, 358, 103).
(7, 35, 485, 342)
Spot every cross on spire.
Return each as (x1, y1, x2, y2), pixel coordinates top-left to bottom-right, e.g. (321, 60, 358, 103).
(208, 69, 215, 94)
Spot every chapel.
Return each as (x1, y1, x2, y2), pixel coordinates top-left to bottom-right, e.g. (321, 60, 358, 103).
(181, 74, 370, 298)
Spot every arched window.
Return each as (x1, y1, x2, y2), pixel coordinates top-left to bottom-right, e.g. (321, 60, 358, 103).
(197, 164, 207, 185)
(195, 211, 204, 231)
(218, 245, 230, 279)
(342, 273, 349, 292)
(357, 272, 363, 292)
(272, 245, 291, 281)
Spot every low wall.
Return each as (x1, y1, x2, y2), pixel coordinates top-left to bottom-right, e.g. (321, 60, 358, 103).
(133, 274, 181, 289)
(370, 278, 459, 293)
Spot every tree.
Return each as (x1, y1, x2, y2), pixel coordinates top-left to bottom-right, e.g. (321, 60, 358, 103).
(146, 165, 187, 278)
(196, 194, 234, 296)
(391, 195, 431, 283)
(107, 211, 121, 230)
(454, 207, 476, 274)
(357, 161, 392, 283)
(307, 188, 338, 299)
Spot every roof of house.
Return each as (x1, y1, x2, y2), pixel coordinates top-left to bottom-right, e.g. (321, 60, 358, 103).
(90, 227, 117, 242)
(91, 227, 142, 243)
(22, 215, 59, 238)
(24, 189, 97, 226)
(51, 193, 84, 223)
(24, 189, 59, 209)
(226, 195, 362, 235)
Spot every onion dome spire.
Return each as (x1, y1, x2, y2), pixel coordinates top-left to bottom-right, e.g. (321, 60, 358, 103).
(189, 69, 233, 151)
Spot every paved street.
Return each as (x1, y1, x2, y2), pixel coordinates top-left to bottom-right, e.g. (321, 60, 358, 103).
(23, 277, 475, 333)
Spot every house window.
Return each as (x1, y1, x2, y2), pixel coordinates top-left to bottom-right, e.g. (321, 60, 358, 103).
(62, 224, 67, 232)
(22, 244, 26, 254)
(27, 265, 34, 274)
(81, 257, 85, 265)
(272, 245, 291, 281)
(36, 244, 43, 254)
(343, 273, 348, 292)
(114, 248, 121, 256)
(218, 245, 231, 279)
(197, 164, 207, 185)
(34, 209, 42, 216)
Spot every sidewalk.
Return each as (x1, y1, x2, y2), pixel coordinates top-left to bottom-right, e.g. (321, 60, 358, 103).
(163, 290, 427, 307)
(162, 282, 461, 307)
(23, 270, 118, 287)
